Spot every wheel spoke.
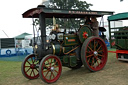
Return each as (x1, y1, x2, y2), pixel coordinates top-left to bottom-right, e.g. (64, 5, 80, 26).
(27, 61, 31, 65)
(53, 61, 57, 66)
(31, 57, 34, 64)
(43, 69, 49, 72)
(32, 69, 35, 77)
(96, 60, 100, 66)
(47, 59, 51, 66)
(33, 58, 36, 63)
(50, 72, 52, 80)
(98, 54, 104, 57)
(51, 58, 53, 64)
(54, 69, 59, 74)
(97, 45, 102, 51)
(26, 67, 31, 73)
(51, 71, 55, 78)
(87, 46, 93, 52)
(89, 42, 92, 48)
(95, 41, 99, 48)
(30, 70, 33, 76)
(45, 71, 50, 77)
(91, 57, 94, 66)
(87, 57, 91, 63)
(43, 64, 49, 69)
(25, 66, 30, 67)
(54, 65, 59, 68)
(86, 54, 94, 58)
(35, 68, 39, 72)
(95, 57, 100, 66)
(94, 40, 96, 51)
(97, 50, 103, 53)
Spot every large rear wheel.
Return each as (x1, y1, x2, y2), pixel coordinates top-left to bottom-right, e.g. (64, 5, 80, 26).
(39, 54, 62, 83)
(81, 36, 108, 72)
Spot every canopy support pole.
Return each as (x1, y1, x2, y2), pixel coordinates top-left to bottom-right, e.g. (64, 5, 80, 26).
(39, 13, 46, 50)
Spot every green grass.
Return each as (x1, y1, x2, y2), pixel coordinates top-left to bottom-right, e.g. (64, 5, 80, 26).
(0, 61, 22, 85)
(0, 52, 128, 85)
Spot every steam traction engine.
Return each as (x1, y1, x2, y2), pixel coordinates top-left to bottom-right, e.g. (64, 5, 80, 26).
(21, 5, 113, 83)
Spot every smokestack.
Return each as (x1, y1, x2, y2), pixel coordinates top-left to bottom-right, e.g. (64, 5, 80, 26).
(40, 0, 50, 7)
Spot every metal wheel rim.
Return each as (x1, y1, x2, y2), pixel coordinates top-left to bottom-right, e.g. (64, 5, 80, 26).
(21, 54, 39, 79)
(39, 55, 62, 83)
(81, 36, 108, 71)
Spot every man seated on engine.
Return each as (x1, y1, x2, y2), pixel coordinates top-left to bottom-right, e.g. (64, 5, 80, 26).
(90, 16, 99, 36)
(84, 16, 92, 25)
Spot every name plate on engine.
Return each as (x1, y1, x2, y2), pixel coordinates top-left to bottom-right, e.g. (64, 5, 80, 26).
(64, 34, 79, 46)
(68, 39, 75, 42)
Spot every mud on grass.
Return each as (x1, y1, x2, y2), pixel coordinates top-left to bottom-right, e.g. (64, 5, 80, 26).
(0, 53, 128, 85)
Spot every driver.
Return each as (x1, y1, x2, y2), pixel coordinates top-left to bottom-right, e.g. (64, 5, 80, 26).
(84, 16, 91, 25)
(90, 16, 99, 36)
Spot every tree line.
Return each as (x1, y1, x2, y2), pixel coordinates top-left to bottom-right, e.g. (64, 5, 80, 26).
(45, 0, 93, 29)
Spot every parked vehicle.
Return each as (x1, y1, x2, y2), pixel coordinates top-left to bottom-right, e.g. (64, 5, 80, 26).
(108, 12, 128, 61)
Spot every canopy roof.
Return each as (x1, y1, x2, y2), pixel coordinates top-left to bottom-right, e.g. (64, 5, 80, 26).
(108, 12, 128, 21)
(23, 5, 114, 18)
(14, 32, 32, 39)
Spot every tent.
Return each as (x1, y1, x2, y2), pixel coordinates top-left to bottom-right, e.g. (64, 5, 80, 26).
(14, 32, 32, 40)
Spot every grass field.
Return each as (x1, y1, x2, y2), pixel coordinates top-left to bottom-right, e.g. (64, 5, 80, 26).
(0, 52, 128, 85)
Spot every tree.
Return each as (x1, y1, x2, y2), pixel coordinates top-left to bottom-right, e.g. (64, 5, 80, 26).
(46, 0, 93, 29)
(49, 0, 92, 10)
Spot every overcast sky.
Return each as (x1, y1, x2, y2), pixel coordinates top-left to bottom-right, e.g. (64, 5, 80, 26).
(0, 0, 128, 38)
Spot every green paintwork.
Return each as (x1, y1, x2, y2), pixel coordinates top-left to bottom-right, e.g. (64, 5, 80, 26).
(126, 39, 128, 49)
(109, 26, 128, 49)
(63, 55, 69, 64)
(111, 39, 128, 49)
(54, 44, 62, 55)
(118, 39, 126, 49)
(69, 56, 77, 67)
(79, 25, 92, 43)
(63, 34, 80, 46)
(63, 47, 73, 53)
(59, 55, 77, 67)
(53, 44, 73, 55)
(108, 12, 128, 21)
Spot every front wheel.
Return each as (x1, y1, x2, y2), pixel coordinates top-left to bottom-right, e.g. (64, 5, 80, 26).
(39, 54, 62, 83)
(21, 54, 39, 79)
(81, 36, 108, 72)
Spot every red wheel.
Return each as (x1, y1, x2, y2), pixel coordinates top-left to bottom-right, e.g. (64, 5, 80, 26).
(81, 36, 108, 72)
(39, 54, 62, 83)
(21, 54, 39, 79)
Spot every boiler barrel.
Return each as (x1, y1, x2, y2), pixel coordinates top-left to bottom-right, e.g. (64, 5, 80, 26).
(52, 44, 72, 55)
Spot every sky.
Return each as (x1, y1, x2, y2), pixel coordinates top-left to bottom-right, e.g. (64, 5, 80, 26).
(0, 0, 128, 38)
